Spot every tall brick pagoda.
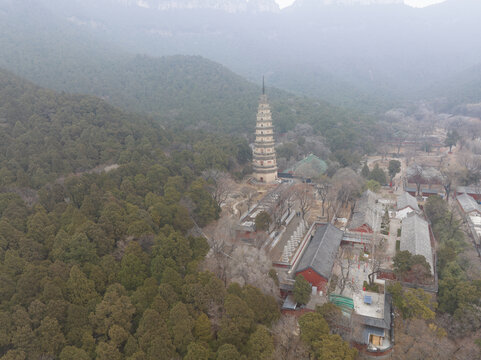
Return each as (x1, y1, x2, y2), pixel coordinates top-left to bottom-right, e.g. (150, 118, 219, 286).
(253, 79, 277, 183)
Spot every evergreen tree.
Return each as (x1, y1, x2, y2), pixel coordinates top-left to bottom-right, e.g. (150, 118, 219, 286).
(119, 242, 149, 291)
(184, 342, 211, 360)
(361, 162, 370, 178)
(445, 130, 460, 152)
(293, 275, 311, 305)
(59, 346, 90, 360)
(247, 325, 274, 360)
(96, 341, 123, 360)
(388, 160, 401, 181)
(242, 285, 280, 326)
(37, 316, 66, 356)
(0, 350, 26, 360)
(255, 211, 271, 232)
(194, 313, 212, 344)
(368, 164, 387, 185)
(216, 344, 240, 360)
(66, 265, 99, 307)
(218, 294, 254, 350)
(169, 302, 194, 355)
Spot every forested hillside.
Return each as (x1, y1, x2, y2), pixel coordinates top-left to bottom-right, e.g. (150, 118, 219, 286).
(0, 69, 292, 359)
(0, 0, 377, 156)
(430, 63, 481, 111)
(0, 69, 254, 189)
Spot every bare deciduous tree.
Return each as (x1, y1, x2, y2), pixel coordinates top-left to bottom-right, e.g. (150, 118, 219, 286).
(241, 186, 257, 213)
(227, 244, 278, 297)
(409, 164, 424, 196)
(335, 246, 358, 295)
(405, 148, 416, 167)
(393, 319, 456, 360)
(272, 188, 294, 229)
(326, 188, 338, 223)
(462, 154, 481, 190)
(292, 183, 314, 220)
(379, 142, 390, 160)
(316, 176, 331, 218)
(202, 169, 233, 207)
(368, 234, 386, 286)
(204, 217, 236, 286)
(441, 167, 458, 202)
(332, 168, 363, 212)
(272, 316, 309, 360)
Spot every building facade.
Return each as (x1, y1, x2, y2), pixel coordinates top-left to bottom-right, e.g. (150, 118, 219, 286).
(253, 88, 277, 183)
(295, 223, 343, 292)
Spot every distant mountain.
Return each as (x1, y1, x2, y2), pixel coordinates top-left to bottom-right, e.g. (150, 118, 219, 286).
(118, 0, 281, 12)
(0, 0, 379, 156)
(293, 0, 403, 6)
(429, 63, 481, 111)
(31, 0, 481, 109)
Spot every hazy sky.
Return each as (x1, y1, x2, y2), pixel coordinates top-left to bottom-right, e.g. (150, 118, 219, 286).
(275, 0, 447, 9)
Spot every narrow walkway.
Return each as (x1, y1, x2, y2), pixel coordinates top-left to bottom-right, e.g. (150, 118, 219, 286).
(269, 212, 303, 262)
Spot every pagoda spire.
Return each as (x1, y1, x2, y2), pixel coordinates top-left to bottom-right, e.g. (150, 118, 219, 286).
(262, 76, 265, 95)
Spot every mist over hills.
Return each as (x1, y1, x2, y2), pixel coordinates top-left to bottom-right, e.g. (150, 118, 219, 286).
(0, 0, 378, 155)
(33, 0, 481, 109)
(115, 0, 280, 12)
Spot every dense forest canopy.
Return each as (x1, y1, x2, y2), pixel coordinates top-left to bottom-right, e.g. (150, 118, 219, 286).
(0, 70, 289, 359)
(0, 69, 254, 190)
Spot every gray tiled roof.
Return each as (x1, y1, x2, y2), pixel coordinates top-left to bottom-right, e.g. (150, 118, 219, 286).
(356, 294, 392, 331)
(457, 193, 481, 214)
(397, 192, 419, 212)
(457, 186, 481, 195)
(349, 190, 380, 231)
(295, 224, 343, 279)
(400, 214, 434, 274)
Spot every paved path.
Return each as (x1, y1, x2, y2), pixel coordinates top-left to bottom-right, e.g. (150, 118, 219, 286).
(383, 218, 400, 269)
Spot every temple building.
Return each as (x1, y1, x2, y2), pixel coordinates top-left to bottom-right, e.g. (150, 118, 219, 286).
(253, 80, 278, 183)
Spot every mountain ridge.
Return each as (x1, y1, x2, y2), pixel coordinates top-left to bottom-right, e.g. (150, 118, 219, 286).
(33, 0, 481, 109)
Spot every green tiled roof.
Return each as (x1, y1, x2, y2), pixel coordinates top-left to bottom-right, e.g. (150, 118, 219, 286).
(286, 154, 327, 178)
